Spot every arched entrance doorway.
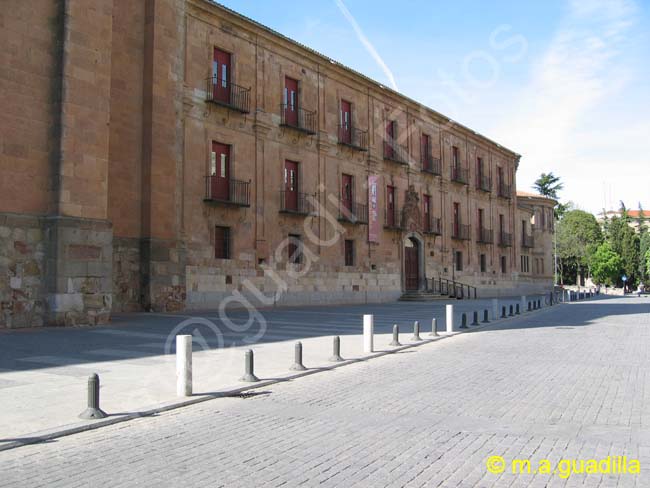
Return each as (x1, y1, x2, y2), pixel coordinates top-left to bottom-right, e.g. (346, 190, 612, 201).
(404, 236, 420, 290)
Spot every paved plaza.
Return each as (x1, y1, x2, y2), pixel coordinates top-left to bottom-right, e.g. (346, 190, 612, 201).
(1, 295, 649, 486)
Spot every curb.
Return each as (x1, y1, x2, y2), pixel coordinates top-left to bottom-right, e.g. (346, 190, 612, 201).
(0, 299, 571, 452)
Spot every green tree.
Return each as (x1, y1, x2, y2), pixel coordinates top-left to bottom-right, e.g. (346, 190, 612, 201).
(533, 172, 564, 199)
(556, 209, 603, 285)
(639, 232, 650, 280)
(620, 225, 640, 288)
(590, 242, 622, 286)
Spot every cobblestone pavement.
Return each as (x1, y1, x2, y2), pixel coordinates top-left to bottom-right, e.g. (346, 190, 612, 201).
(2, 296, 649, 487)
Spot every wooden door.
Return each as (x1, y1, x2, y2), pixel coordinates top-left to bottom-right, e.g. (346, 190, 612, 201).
(340, 100, 351, 144)
(284, 160, 298, 211)
(341, 174, 353, 212)
(387, 186, 395, 227)
(405, 239, 419, 290)
(212, 48, 231, 104)
(211, 142, 230, 201)
(283, 77, 298, 126)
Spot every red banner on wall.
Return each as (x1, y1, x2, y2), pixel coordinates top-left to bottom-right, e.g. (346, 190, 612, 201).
(368, 175, 379, 242)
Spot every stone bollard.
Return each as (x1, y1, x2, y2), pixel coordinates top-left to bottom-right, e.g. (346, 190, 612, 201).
(78, 373, 107, 420)
(501, 306, 507, 318)
(460, 313, 468, 329)
(411, 321, 422, 341)
(363, 314, 374, 353)
(240, 349, 260, 382)
(329, 336, 344, 362)
(508, 305, 514, 317)
(520, 295, 527, 313)
(290, 341, 307, 371)
(390, 324, 402, 346)
(482, 309, 490, 323)
(515, 304, 520, 315)
(446, 304, 454, 333)
(430, 318, 438, 337)
(491, 298, 499, 321)
(471, 311, 480, 326)
(176, 335, 192, 397)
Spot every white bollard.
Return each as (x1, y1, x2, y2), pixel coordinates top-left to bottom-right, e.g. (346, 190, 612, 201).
(363, 314, 374, 353)
(176, 334, 192, 397)
(446, 304, 454, 334)
(520, 295, 527, 313)
(491, 298, 499, 320)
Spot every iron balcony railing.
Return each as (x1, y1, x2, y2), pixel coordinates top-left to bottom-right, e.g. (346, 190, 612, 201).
(204, 177, 251, 207)
(338, 201, 369, 224)
(423, 216, 442, 235)
(383, 140, 409, 165)
(384, 206, 401, 230)
(498, 231, 513, 247)
(337, 125, 368, 151)
(421, 155, 442, 175)
(280, 104, 317, 135)
(477, 175, 491, 192)
(279, 191, 317, 216)
(451, 223, 471, 240)
(498, 182, 512, 199)
(522, 233, 534, 248)
(426, 277, 477, 299)
(451, 166, 469, 185)
(205, 77, 251, 113)
(477, 227, 493, 244)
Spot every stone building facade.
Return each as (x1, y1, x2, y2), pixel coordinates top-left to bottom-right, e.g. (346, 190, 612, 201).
(0, 0, 555, 328)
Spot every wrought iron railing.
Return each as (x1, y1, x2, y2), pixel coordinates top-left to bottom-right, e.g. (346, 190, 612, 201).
(451, 166, 469, 185)
(498, 182, 512, 199)
(477, 175, 491, 192)
(205, 77, 251, 113)
(204, 177, 251, 207)
(337, 125, 368, 151)
(452, 223, 471, 240)
(477, 227, 493, 244)
(338, 201, 369, 224)
(424, 216, 442, 235)
(422, 155, 442, 175)
(383, 140, 409, 164)
(279, 191, 316, 215)
(498, 231, 513, 247)
(425, 277, 477, 299)
(522, 234, 534, 248)
(280, 104, 317, 134)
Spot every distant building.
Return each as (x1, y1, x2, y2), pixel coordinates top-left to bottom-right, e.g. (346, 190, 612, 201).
(598, 209, 650, 233)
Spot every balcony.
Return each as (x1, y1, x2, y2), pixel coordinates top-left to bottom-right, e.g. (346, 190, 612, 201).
(451, 223, 470, 240)
(279, 191, 316, 216)
(477, 227, 493, 244)
(451, 167, 469, 185)
(383, 140, 409, 165)
(205, 77, 251, 113)
(204, 177, 251, 207)
(337, 125, 368, 151)
(338, 201, 368, 225)
(497, 182, 512, 199)
(424, 216, 442, 235)
(280, 104, 317, 135)
(421, 155, 442, 175)
(522, 234, 534, 248)
(498, 231, 513, 247)
(384, 206, 402, 230)
(477, 175, 491, 192)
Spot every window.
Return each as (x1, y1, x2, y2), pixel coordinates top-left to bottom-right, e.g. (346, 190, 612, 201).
(453, 202, 460, 236)
(341, 174, 353, 211)
(521, 255, 530, 273)
(214, 226, 230, 259)
(288, 234, 302, 264)
(212, 48, 231, 103)
(480, 254, 487, 273)
(421, 134, 431, 170)
(477, 157, 483, 180)
(540, 258, 544, 274)
(423, 195, 431, 231)
(452, 146, 460, 169)
(500, 255, 507, 274)
(344, 240, 354, 266)
(386, 185, 396, 227)
(455, 251, 463, 271)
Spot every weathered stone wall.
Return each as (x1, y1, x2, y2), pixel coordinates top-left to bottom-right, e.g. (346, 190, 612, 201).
(0, 214, 46, 328)
(112, 237, 141, 312)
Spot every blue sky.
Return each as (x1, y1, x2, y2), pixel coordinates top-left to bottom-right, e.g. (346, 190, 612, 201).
(219, 0, 650, 214)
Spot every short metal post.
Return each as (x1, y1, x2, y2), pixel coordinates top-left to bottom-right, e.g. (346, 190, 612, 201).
(501, 306, 507, 318)
(538, 299, 541, 308)
(240, 349, 260, 382)
(411, 321, 422, 341)
(460, 312, 468, 329)
(329, 336, 344, 362)
(446, 304, 454, 333)
(78, 373, 107, 419)
(482, 309, 490, 323)
(508, 305, 514, 316)
(528, 301, 532, 311)
(471, 311, 479, 326)
(515, 303, 520, 315)
(390, 324, 401, 346)
(290, 341, 307, 371)
(176, 334, 192, 397)
(430, 318, 438, 336)
(363, 314, 374, 353)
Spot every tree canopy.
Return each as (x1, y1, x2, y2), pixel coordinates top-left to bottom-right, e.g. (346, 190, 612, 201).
(533, 172, 563, 199)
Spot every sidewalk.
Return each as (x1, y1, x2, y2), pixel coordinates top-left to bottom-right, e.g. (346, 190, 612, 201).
(0, 295, 550, 449)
